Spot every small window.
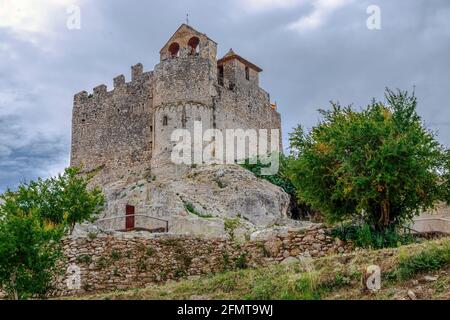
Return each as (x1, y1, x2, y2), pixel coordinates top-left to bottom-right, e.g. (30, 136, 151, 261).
(218, 65, 224, 86)
(181, 113, 187, 128)
(168, 42, 180, 58)
(163, 116, 168, 126)
(150, 126, 153, 132)
(245, 66, 250, 81)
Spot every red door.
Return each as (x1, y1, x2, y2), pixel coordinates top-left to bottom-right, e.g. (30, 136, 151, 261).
(125, 205, 135, 230)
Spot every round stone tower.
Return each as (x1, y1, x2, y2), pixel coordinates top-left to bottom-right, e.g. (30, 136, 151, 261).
(152, 24, 218, 168)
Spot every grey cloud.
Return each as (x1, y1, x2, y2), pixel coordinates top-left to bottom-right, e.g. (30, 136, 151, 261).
(0, 0, 449, 192)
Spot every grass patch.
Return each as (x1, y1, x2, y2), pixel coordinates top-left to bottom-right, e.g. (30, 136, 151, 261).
(110, 249, 122, 261)
(224, 218, 241, 240)
(86, 165, 105, 180)
(183, 201, 214, 219)
(330, 223, 415, 249)
(387, 240, 450, 281)
(76, 254, 92, 264)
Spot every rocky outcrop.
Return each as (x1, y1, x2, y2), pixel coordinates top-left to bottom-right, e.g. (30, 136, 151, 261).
(96, 165, 291, 238)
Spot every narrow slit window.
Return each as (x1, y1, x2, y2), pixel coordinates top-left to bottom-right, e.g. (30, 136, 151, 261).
(218, 65, 224, 86)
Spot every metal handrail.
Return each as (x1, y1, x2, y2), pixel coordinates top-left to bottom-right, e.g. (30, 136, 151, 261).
(95, 214, 169, 233)
(96, 214, 169, 224)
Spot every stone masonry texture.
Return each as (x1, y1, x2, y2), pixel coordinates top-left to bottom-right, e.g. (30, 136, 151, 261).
(54, 225, 353, 297)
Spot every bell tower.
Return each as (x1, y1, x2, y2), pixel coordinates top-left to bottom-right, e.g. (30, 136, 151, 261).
(152, 24, 218, 167)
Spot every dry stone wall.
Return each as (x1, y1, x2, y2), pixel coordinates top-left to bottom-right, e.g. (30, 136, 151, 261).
(55, 225, 352, 297)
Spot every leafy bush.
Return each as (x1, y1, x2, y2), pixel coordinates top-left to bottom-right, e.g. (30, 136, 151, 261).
(330, 223, 414, 249)
(234, 253, 248, 270)
(288, 89, 448, 230)
(0, 168, 105, 299)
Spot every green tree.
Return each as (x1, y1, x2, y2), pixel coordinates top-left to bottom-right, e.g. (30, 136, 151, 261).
(1, 167, 104, 232)
(0, 168, 104, 299)
(288, 89, 448, 230)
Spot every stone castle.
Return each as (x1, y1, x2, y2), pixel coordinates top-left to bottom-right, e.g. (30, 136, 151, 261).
(71, 24, 282, 184)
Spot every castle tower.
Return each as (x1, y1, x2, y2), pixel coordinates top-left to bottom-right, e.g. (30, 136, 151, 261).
(70, 24, 282, 185)
(152, 24, 218, 167)
(217, 48, 263, 90)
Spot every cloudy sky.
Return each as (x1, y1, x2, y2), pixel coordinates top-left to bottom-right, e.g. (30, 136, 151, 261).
(0, 0, 449, 191)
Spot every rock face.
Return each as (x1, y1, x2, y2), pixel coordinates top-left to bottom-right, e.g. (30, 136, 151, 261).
(96, 165, 291, 238)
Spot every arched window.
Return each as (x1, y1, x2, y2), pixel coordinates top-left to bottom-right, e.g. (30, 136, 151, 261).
(163, 116, 168, 126)
(168, 42, 180, 57)
(188, 37, 200, 55)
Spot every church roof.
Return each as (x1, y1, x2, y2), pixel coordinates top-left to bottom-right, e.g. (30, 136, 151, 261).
(217, 49, 263, 73)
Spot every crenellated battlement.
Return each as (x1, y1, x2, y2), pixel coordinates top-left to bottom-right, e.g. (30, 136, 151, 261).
(74, 63, 154, 103)
(113, 75, 126, 88)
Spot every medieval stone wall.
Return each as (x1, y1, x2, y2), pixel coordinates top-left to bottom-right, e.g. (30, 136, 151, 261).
(153, 103, 214, 167)
(54, 226, 353, 297)
(71, 64, 154, 184)
(214, 82, 282, 160)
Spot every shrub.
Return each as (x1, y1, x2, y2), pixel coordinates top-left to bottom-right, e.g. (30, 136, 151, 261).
(183, 201, 213, 218)
(0, 168, 104, 299)
(0, 209, 64, 300)
(146, 246, 155, 257)
(330, 223, 414, 249)
(0, 168, 104, 233)
(235, 253, 248, 270)
(76, 254, 92, 264)
(288, 89, 448, 230)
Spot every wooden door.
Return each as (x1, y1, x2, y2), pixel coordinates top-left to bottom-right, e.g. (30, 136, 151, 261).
(125, 205, 135, 230)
